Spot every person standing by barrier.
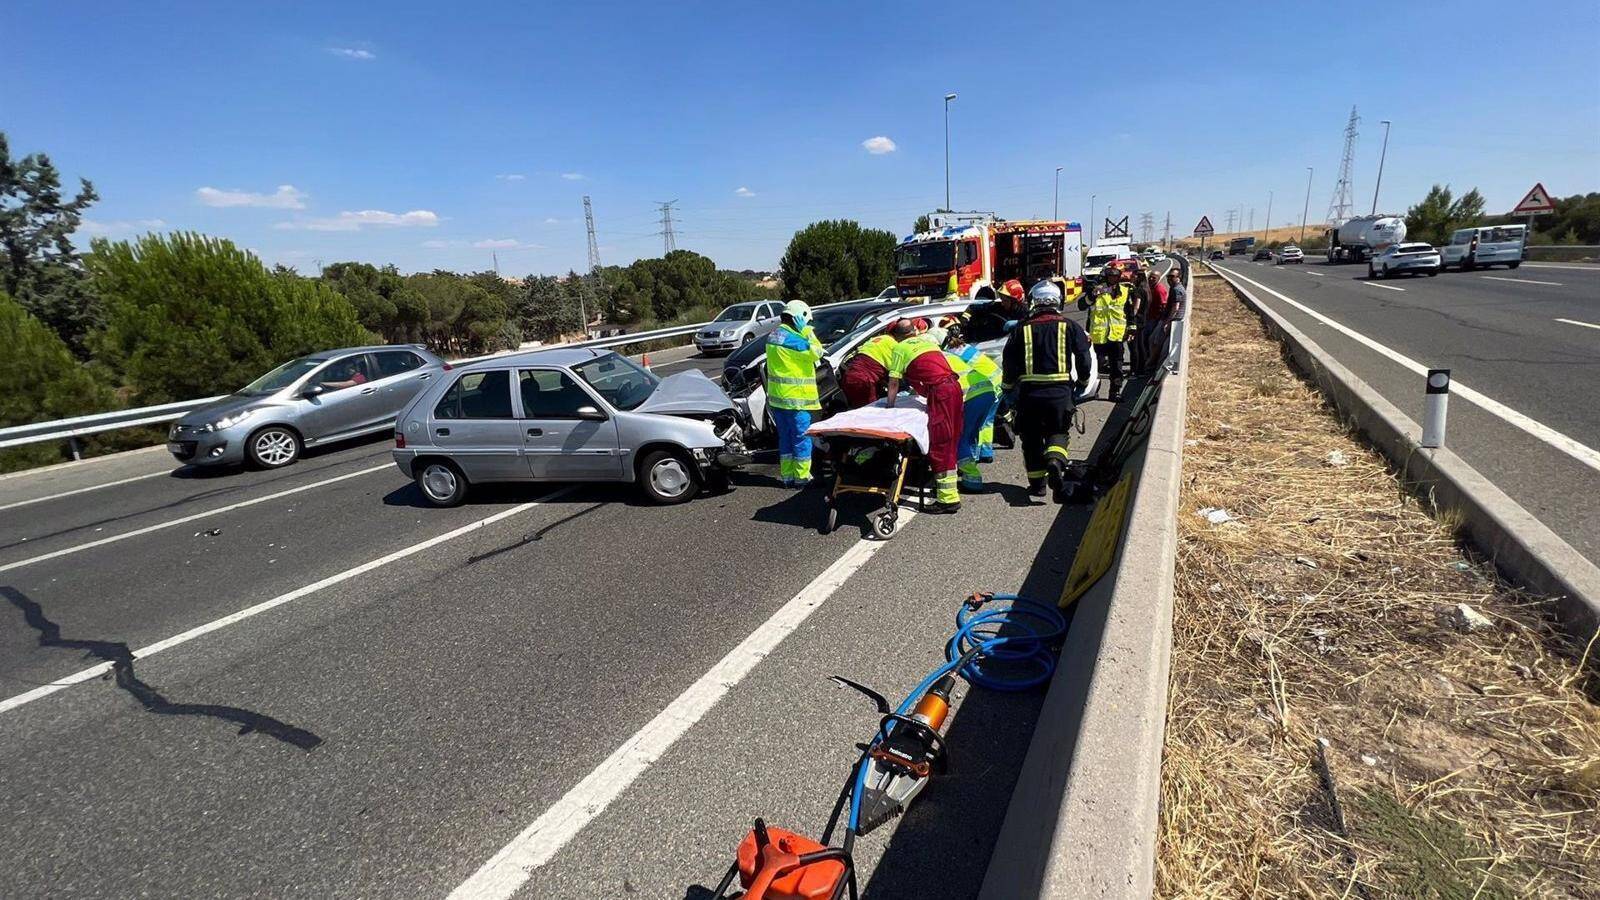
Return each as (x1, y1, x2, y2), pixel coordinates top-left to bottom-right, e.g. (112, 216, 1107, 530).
(837, 331, 900, 408)
(764, 300, 823, 487)
(1140, 268, 1172, 375)
(885, 324, 965, 514)
(939, 325, 1000, 492)
(1127, 270, 1150, 378)
(1153, 267, 1186, 371)
(1080, 276, 1129, 401)
(1003, 280, 1093, 502)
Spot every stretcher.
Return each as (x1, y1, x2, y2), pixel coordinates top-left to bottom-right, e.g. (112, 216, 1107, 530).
(806, 398, 929, 539)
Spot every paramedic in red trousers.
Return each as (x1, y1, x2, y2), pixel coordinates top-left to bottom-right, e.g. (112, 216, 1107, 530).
(837, 330, 900, 408)
(884, 321, 965, 514)
(1003, 280, 1094, 503)
(764, 300, 824, 487)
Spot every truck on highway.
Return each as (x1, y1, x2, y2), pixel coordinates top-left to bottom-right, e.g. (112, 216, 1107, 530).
(1227, 236, 1256, 256)
(1324, 215, 1407, 263)
(894, 215, 1083, 302)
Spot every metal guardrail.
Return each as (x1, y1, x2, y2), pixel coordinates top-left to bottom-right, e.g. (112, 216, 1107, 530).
(0, 320, 713, 454)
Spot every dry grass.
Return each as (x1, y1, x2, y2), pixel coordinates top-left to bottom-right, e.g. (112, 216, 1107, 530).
(1157, 278, 1600, 898)
(1174, 224, 1321, 250)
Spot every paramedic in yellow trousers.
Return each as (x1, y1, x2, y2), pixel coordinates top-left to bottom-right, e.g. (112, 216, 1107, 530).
(1080, 274, 1129, 401)
(763, 300, 824, 487)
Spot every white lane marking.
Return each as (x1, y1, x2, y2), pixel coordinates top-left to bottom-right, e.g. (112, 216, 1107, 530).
(1481, 276, 1563, 287)
(1525, 263, 1600, 272)
(0, 471, 167, 513)
(1556, 318, 1600, 332)
(1304, 270, 1326, 277)
(1361, 281, 1406, 292)
(1217, 266, 1600, 476)
(447, 514, 913, 900)
(0, 488, 576, 715)
(0, 463, 390, 574)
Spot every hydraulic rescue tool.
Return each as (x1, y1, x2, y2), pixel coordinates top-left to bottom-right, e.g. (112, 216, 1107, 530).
(704, 592, 1067, 900)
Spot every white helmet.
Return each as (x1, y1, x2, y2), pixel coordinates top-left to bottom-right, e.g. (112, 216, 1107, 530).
(783, 299, 812, 329)
(1026, 279, 1063, 309)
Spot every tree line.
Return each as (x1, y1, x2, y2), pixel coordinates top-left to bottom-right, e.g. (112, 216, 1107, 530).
(0, 131, 906, 471)
(1404, 185, 1600, 247)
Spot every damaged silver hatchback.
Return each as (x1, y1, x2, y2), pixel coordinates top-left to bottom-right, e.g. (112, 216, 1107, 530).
(391, 347, 752, 507)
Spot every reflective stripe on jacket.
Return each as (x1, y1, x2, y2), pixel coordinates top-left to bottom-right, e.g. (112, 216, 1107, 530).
(765, 324, 823, 410)
(1088, 286, 1129, 343)
(952, 347, 999, 399)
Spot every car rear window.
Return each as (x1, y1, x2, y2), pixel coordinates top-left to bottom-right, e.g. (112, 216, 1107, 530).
(435, 370, 513, 419)
(1398, 244, 1434, 253)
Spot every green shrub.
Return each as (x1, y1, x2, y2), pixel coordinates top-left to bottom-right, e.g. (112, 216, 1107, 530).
(0, 291, 117, 471)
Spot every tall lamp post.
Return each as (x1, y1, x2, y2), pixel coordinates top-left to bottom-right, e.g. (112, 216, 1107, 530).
(1090, 194, 1097, 245)
(1371, 119, 1392, 215)
(1054, 166, 1063, 220)
(1264, 190, 1273, 246)
(943, 92, 957, 212)
(1300, 166, 1314, 244)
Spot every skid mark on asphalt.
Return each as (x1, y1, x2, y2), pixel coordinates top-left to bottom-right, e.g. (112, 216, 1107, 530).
(3, 587, 322, 750)
(464, 501, 608, 566)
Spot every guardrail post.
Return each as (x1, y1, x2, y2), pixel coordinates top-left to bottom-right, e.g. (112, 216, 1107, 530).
(68, 437, 83, 461)
(1422, 369, 1450, 448)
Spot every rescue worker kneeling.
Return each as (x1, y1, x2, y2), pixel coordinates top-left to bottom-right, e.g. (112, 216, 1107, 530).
(764, 300, 824, 487)
(939, 323, 1000, 491)
(885, 320, 965, 514)
(1002, 280, 1093, 503)
(838, 330, 900, 409)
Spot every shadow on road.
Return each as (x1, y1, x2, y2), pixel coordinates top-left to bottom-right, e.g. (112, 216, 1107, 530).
(2, 586, 322, 750)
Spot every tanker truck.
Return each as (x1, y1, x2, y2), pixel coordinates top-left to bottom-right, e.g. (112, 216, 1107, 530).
(1324, 215, 1407, 263)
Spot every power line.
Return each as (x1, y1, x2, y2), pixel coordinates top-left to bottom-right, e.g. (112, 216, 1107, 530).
(583, 195, 602, 273)
(1326, 105, 1360, 224)
(1139, 211, 1154, 243)
(656, 200, 678, 255)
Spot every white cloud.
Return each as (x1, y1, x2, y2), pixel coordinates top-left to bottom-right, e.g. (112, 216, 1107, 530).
(542, 217, 563, 224)
(196, 184, 307, 209)
(862, 136, 897, 155)
(329, 47, 376, 60)
(78, 218, 167, 236)
(735, 186, 755, 197)
(276, 209, 440, 231)
(559, 172, 585, 181)
(421, 239, 465, 249)
(473, 238, 542, 250)
(497, 173, 527, 181)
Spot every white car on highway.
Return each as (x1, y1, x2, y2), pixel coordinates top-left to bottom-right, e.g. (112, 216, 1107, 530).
(1440, 225, 1526, 271)
(1275, 246, 1304, 264)
(1368, 242, 1441, 279)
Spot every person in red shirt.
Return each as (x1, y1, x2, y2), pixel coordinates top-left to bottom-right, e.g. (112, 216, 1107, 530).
(884, 321, 965, 514)
(1141, 269, 1174, 375)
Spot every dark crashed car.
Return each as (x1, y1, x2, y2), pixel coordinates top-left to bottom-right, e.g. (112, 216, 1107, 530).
(721, 298, 909, 391)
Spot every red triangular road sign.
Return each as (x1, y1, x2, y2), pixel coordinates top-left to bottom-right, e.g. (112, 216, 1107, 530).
(1511, 182, 1556, 215)
(1193, 216, 1214, 236)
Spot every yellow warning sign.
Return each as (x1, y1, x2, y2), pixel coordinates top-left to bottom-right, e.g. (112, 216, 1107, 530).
(1059, 472, 1134, 609)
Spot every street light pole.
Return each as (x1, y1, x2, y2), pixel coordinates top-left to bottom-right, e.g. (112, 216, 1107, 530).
(943, 92, 957, 212)
(1371, 119, 1392, 215)
(1054, 166, 1063, 220)
(1264, 190, 1273, 245)
(1090, 194, 1096, 245)
(1300, 166, 1313, 244)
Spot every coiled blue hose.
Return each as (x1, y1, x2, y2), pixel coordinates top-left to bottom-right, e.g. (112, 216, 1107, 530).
(846, 593, 1067, 833)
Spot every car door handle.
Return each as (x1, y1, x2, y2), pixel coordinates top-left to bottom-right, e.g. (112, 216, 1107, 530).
(526, 428, 542, 436)
(418, 373, 432, 380)
(435, 428, 450, 436)
(360, 387, 378, 394)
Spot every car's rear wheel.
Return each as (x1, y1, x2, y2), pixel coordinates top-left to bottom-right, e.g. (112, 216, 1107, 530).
(638, 449, 699, 505)
(246, 426, 301, 469)
(416, 459, 468, 507)
(1367, 263, 1376, 279)
(1508, 261, 1521, 269)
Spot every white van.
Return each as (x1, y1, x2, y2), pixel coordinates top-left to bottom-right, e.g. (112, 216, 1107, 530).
(1440, 225, 1526, 271)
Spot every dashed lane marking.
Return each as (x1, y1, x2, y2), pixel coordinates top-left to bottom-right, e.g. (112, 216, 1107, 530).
(0, 487, 576, 715)
(1360, 281, 1406, 292)
(1481, 276, 1563, 287)
(447, 511, 915, 900)
(1555, 318, 1600, 332)
(1217, 266, 1600, 477)
(0, 471, 167, 513)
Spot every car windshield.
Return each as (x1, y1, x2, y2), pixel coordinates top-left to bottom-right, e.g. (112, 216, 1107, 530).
(896, 241, 955, 275)
(573, 352, 660, 411)
(239, 356, 325, 395)
(1086, 253, 1117, 267)
(714, 303, 758, 322)
(810, 306, 872, 345)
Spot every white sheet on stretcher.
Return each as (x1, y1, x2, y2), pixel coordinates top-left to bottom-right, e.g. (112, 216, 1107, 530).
(804, 395, 929, 455)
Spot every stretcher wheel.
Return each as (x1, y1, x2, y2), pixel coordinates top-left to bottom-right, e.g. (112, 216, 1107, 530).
(824, 505, 838, 535)
(872, 511, 897, 539)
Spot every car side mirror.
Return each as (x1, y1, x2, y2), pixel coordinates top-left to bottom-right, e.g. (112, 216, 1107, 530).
(301, 384, 326, 399)
(575, 405, 607, 421)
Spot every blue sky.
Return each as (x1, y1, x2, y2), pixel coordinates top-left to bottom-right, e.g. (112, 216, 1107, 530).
(9, 0, 1598, 275)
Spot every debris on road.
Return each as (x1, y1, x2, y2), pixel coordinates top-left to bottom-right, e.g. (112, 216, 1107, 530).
(1160, 274, 1600, 898)
(1196, 506, 1238, 525)
(193, 528, 222, 537)
(1449, 602, 1494, 632)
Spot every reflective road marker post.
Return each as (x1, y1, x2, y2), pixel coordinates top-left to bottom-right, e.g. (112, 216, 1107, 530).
(1423, 368, 1450, 448)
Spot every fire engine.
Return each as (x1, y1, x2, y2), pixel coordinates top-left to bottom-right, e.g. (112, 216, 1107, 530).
(894, 214, 1084, 304)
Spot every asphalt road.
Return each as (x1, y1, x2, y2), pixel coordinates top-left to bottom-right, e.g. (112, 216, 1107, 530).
(1211, 257, 1600, 565)
(0, 301, 1151, 899)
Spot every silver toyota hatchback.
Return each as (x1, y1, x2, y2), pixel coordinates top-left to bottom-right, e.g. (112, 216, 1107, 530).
(168, 345, 447, 469)
(391, 348, 751, 507)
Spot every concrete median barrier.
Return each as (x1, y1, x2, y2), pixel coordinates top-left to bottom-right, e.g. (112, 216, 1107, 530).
(1212, 265, 1600, 641)
(978, 263, 1193, 899)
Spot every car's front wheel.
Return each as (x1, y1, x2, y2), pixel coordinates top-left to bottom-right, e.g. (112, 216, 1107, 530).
(415, 459, 468, 507)
(246, 426, 301, 469)
(1367, 263, 1376, 279)
(1508, 261, 1521, 269)
(638, 449, 700, 505)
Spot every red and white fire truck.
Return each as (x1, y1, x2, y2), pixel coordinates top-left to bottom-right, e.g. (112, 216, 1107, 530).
(893, 214, 1084, 303)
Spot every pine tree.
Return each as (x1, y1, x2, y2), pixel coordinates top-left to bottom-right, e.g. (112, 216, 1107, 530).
(0, 132, 101, 354)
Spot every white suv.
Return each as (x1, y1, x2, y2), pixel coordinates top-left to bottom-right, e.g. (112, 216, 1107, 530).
(1440, 225, 1526, 271)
